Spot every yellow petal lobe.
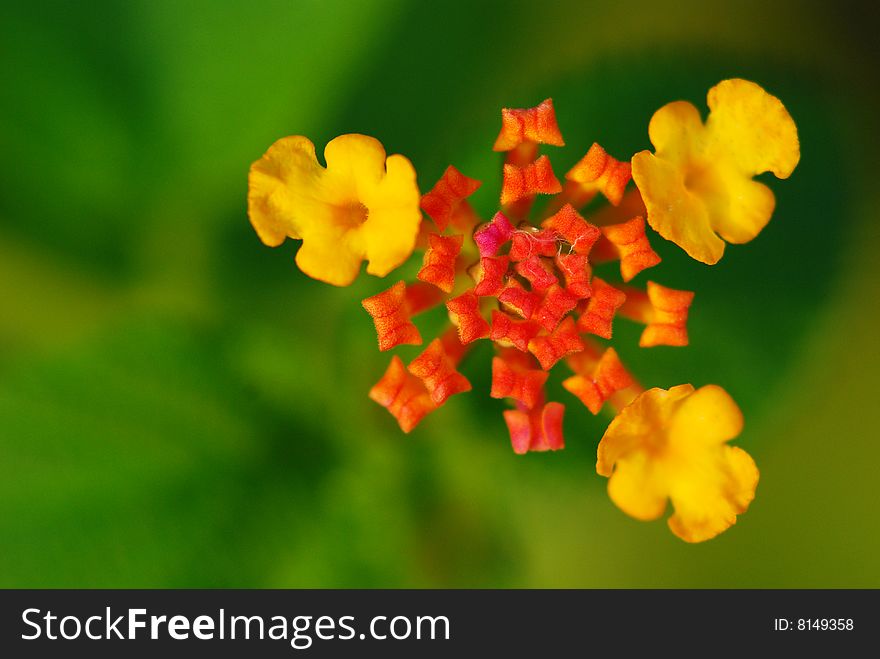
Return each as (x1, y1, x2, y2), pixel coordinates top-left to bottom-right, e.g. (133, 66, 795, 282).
(631, 152, 724, 264)
(706, 78, 800, 179)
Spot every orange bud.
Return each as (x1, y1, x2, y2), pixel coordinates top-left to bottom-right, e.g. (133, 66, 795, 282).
(369, 356, 436, 433)
(534, 284, 580, 333)
(420, 165, 482, 232)
(501, 156, 562, 206)
(362, 281, 423, 351)
(640, 282, 694, 347)
(408, 338, 472, 405)
(474, 212, 515, 257)
(446, 289, 491, 344)
(514, 254, 557, 291)
(498, 279, 541, 320)
(566, 142, 632, 206)
(576, 277, 626, 339)
(503, 402, 565, 453)
(491, 355, 549, 410)
(562, 347, 634, 414)
(601, 216, 661, 282)
(473, 255, 510, 297)
(509, 228, 558, 261)
(417, 233, 463, 293)
(490, 310, 541, 352)
(493, 99, 565, 152)
(555, 253, 592, 299)
(541, 204, 601, 255)
(528, 316, 584, 370)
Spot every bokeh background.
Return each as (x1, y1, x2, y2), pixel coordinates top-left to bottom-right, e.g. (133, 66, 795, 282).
(2, 0, 879, 587)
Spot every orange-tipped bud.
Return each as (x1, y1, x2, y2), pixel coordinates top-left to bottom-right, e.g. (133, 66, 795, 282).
(503, 402, 565, 454)
(474, 212, 515, 257)
(362, 281, 423, 351)
(491, 355, 549, 410)
(562, 347, 634, 414)
(566, 142, 632, 206)
(576, 277, 626, 339)
(417, 233, 463, 293)
(498, 280, 541, 320)
(501, 156, 562, 206)
(493, 99, 565, 152)
(541, 204, 601, 255)
(369, 356, 436, 433)
(408, 338, 472, 405)
(640, 282, 694, 347)
(420, 165, 482, 232)
(514, 254, 557, 291)
(473, 255, 510, 297)
(528, 316, 584, 370)
(534, 284, 580, 333)
(446, 289, 491, 344)
(555, 253, 592, 299)
(601, 216, 661, 282)
(490, 310, 541, 352)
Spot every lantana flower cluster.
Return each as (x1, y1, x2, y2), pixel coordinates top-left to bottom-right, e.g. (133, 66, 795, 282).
(248, 79, 799, 542)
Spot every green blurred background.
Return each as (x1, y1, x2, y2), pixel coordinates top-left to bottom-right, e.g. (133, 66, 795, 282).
(2, 0, 878, 587)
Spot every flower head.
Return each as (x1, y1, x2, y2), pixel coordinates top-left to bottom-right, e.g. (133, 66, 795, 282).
(248, 134, 421, 286)
(597, 384, 758, 542)
(251, 82, 794, 542)
(632, 79, 799, 264)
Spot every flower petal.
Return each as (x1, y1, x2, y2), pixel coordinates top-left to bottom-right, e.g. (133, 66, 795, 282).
(359, 152, 422, 277)
(631, 151, 725, 265)
(607, 451, 669, 521)
(704, 174, 776, 245)
(667, 445, 759, 543)
(596, 384, 694, 477)
(669, 384, 743, 447)
(295, 227, 365, 286)
(646, 100, 706, 166)
(248, 136, 321, 245)
(706, 78, 800, 179)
